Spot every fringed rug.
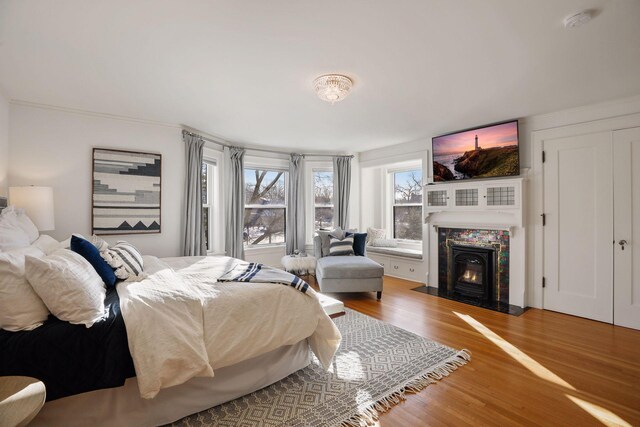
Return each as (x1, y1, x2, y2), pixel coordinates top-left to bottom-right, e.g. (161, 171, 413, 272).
(171, 309, 470, 427)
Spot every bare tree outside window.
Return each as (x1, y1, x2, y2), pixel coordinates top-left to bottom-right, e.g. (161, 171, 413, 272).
(393, 170, 423, 240)
(202, 162, 215, 251)
(314, 170, 334, 230)
(244, 169, 287, 246)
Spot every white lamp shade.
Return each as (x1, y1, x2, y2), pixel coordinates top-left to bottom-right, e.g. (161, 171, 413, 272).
(9, 186, 55, 231)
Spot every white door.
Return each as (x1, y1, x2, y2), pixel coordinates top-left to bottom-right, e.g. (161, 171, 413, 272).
(613, 127, 640, 329)
(543, 132, 613, 323)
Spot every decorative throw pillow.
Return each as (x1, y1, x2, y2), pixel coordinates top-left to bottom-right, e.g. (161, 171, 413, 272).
(370, 238, 398, 248)
(366, 227, 386, 245)
(71, 235, 117, 288)
(89, 234, 109, 252)
(102, 241, 144, 280)
(0, 247, 50, 332)
(58, 233, 87, 250)
(0, 215, 30, 251)
(317, 228, 341, 257)
(347, 232, 367, 256)
(329, 234, 355, 256)
(25, 249, 106, 328)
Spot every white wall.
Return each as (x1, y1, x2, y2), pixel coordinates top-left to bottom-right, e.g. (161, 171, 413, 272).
(0, 91, 9, 196)
(8, 103, 185, 257)
(358, 94, 640, 308)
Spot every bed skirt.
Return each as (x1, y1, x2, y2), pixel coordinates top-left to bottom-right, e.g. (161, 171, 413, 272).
(32, 339, 311, 427)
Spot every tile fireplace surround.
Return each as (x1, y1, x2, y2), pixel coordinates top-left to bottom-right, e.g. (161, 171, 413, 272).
(438, 228, 510, 305)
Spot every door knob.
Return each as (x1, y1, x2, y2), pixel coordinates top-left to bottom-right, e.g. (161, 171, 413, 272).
(619, 240, 628, 250)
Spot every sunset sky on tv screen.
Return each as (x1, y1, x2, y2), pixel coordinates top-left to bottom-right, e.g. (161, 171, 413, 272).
(433, 121, 518, 156)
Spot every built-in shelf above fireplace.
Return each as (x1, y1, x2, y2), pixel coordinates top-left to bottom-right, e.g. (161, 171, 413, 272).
(423, 177, 524, 229)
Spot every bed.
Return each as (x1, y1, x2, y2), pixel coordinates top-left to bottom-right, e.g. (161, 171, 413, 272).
(1, 254, 341, 427)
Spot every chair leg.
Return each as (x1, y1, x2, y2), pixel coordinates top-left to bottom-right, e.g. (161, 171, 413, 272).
(376, 291, 382, 300)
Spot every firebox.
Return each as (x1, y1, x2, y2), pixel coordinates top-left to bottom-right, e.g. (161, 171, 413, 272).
(449, 244, 496, 302)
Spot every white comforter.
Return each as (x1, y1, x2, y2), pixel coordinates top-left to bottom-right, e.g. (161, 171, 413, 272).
(117, 255, 342, 399)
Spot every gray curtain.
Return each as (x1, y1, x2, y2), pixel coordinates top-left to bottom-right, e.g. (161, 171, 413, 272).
(286, 154, 305, 255)
(224, 146, 246, 259)
(182, 132, 206, 256)
(333, 156, 352, 230)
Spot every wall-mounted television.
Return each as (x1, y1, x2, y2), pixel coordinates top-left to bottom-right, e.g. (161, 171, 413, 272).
(432, 120, 519, 182)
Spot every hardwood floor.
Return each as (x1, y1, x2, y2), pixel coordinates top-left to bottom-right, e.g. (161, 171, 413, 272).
(309, 276, 640, 427)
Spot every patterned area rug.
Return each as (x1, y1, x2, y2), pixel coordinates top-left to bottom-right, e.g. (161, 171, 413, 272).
(171, 309, 470, 427)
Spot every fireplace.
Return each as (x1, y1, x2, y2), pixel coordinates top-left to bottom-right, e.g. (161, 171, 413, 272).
(427, 227, 522, 314)
(450, 245, 495, 301)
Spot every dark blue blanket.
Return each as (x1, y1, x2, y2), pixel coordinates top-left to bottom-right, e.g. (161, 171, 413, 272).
(0, 288, 135, 401)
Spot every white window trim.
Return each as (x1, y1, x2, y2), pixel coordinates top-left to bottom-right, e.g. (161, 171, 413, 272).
(305, 161, 333, 244)
(203, 148, 224, 255)
(386, 164, 423, 244)
(243, 162, 288, 249)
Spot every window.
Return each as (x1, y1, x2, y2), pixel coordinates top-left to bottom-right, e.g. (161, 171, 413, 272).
(244, 168, 287, 246)
(202, 161, 216, 251)
(313, 170, 334, 230)
(392, 169, 423, 240)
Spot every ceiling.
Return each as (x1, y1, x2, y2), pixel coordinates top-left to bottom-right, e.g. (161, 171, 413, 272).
(1, 0, 639, 153)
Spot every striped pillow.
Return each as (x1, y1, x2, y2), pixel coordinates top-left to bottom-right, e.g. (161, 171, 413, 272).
(329, 234, 354, 256)
(102, 241, 144, 280)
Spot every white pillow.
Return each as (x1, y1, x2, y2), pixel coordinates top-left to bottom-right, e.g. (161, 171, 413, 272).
(366, 227, 386, 245)
(32, 234, 61, 255)
(25, 249, 106, 328)
(1, 207, 39, 243)
(0, 215, 30, 251)
(0, 247, 50, 331)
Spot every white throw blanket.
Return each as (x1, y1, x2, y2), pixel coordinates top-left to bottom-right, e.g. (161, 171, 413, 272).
(117, 255, 342, 399)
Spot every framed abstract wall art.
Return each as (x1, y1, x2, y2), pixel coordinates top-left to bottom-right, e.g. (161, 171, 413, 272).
(92, 148, 161, 235)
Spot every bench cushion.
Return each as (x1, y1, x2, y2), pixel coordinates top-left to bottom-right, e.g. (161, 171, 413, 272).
(366, 246, 423, 260)
(317, 256, 383, 279)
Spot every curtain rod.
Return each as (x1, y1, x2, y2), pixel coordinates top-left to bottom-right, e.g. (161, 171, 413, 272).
(182, 129, 354, 159)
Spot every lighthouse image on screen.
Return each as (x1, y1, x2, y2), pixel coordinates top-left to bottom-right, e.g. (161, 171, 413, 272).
(432, 120, 519, 182)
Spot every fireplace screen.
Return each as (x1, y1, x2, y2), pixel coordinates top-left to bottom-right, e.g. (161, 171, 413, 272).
(456, 259, 484, 285)
(449, 245, 496, 301)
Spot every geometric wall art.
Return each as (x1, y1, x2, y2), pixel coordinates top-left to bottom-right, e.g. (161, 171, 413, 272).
(92, 148, 161, 235)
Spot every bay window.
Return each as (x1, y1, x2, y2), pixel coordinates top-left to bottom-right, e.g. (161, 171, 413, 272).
(313, 170, 334, 230)
(244, 168, 287, 246)
(392, 169, 423, 241)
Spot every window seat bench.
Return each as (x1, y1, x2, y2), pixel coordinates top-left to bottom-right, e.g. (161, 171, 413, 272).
(366, 246, 423, 260)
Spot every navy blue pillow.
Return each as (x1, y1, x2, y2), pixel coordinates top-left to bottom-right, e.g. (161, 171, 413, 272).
(347, 232, 367, 256)
(70, 235, 117, 287)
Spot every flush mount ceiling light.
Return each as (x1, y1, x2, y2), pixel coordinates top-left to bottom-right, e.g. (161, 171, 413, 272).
(313, 74, 353, 104)
(563, 10, 593, 28)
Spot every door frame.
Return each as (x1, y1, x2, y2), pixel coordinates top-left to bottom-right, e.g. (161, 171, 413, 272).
(531, 113, 640, 310)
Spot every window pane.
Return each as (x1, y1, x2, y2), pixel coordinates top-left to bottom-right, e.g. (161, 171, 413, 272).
(203, 206, 210, 250)
(393, 206, 423, 240)
(245, 169, 286, 205)
(315, 207, 334, 230)
(201, 162, 208, 204)
(394, 170, 423, 204)
(243, 208, 285, 245)
(314, 171, 333, 205)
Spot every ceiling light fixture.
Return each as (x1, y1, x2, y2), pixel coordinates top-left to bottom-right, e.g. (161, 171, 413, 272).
(563, 10, 593, 29)
(313, 74, 353, 104)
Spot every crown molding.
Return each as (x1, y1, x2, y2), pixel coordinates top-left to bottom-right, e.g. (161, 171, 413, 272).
(9, 99, 182, 129)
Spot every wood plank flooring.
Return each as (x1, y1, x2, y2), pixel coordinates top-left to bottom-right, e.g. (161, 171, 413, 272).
(309, 276, 640, 427)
